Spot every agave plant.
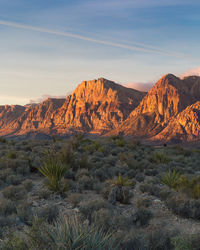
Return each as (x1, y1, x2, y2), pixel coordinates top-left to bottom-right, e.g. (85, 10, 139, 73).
(109, 173, 132, 187)
(31, 216, 118, 250)
(38, 157, 68, 192)
(161, 169, 181, 189)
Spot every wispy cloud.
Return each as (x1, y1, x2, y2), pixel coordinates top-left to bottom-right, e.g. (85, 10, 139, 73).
(123, 82, 154, 91)
(181, 66, 200, 78)
(0, 19, 186, 58)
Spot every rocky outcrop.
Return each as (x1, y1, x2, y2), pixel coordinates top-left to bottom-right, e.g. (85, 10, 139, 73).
(0, 105, 25, 129)
(1, 74, 200, 142)
(154, 101, 200, 142)
(0, 98, 65, 136)
(0, 78, 145, 137)
(52, 78, 146, 134)
(112, 74, 200, 138)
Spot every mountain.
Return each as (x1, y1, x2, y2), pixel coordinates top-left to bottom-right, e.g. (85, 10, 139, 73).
(0, 105, 25, 130)
(0, 78, 145, 137)
(52, 78, 146, 134)
(1, 74, 200, 142)
(154, 101, 200, 142)
(111, 74, 200, 138)
(0, 98, 65, 137)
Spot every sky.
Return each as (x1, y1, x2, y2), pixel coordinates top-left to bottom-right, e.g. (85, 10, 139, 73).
(0, 0, 200, 105)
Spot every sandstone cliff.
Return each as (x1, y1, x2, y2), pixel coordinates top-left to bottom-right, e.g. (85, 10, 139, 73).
(112, 74, 200, 138)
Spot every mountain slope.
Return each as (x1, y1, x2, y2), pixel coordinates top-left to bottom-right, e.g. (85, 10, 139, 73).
(0, 78, 145, 137)
(52, 78, 146, 134)
(154, 101, 200, 142)
(0, 98, 65, 136)
(112, 74, 200, 137)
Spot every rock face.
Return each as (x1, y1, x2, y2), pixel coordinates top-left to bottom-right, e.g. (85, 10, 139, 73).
(0, 78, 145, 137)
(1, 74, 200, 142)
(112, 74, 200, 139)
(0, 98, 65, 137)
(154, 101, 200, 142)
(0, 105, 25, 129)
(52, 78, 146, 134)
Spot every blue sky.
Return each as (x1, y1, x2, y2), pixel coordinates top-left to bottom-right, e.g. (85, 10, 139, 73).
(0, 0, 200, 104)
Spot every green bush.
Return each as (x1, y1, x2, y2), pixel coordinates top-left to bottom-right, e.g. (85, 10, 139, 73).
(150, 151, 170, 164)
(2, 185, 26, 201)
(161, 169, 181, 189)
(7, 151, 17, 159)
(109, 173, 133, 187)
(172, 235, 200, 250)
(39, 157, 68, 192)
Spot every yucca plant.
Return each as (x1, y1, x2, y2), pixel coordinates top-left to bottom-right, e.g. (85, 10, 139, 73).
(109, 173, 132, 187)
(29, 216, 118, 250)
(161, 169, 181, 189)
(38, 157, 68, 192)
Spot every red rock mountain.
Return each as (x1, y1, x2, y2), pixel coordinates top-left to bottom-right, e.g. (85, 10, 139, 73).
(112, 74, 200, 139)
(0, 78, 145, 137)
(52, 78, 146, 134)
(154, 101, 200, 142)
(1, 74, 200, 141)
(0, 98, 65, 137)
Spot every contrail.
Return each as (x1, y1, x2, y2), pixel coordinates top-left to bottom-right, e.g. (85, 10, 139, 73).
(0, 19, 185, 58)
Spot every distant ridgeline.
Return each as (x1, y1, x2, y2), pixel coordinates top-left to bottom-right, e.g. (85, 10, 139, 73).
(1, 75, 200, 142)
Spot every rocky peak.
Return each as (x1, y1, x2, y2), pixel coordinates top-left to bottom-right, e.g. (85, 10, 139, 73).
(52, 78, 146, 134)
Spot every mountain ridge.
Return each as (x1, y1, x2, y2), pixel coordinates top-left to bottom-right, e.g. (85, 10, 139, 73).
(1, 74, 200, 142)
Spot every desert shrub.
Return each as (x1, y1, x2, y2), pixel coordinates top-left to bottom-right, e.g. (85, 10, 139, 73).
(6, 174, 23, 185)
(147, 228, 174, 250)
(28, 215, 117, 250)
(1, 233, 28, 250)
(22, 179, 33, 191)
(115, 137, 126, 147)
(76, 168, 89, 179)
(3, 185, 26, 200)
(172, 234, 200, 250)
(139, 183, 161, 196)
(38, 157, 68, 192)
(105, 155, 116, 166)
(0, 198, 16, 216)
(172, 145, 192, 157)
(17, 202, 33, 225)
(79, 199, 112, 223)
(134, 208, 153, 226)
(135, 173, 145, 182)
(0, 137, 7, 143)
(0, 215, 16, 228)
(35, 205, 59, 223)
(7, 151, 17, 159)
(166, 193, 200, 220)
(161, 169, 182, 189)
(68, 193, 84, 207)
(150, 151, 170, 164)
(106, 173, 133, 204)
(135, 197, 152, 208)
(0, 168, 14, 182)
(176, 175, 200, 199)
(92, 208, 114, 231)
(93, 167, 113, 182)
(108, 173, 133, 187)
(57, 143, 75, 167)
(64, 168, 75, 180)
(78, 155, 92, 169)
(118, 230, 148, 250)
(37, 188, 52, 199)
(77, 175, 94, 190)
